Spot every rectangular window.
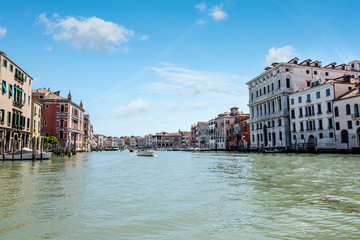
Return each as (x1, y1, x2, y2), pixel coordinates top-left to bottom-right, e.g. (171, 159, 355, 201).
(9, 84, 13, 97)
(292, 123, 296, 132)
(298, 96, 302, 103)
(335, 122, 340, 130)
(300, 122, 304, 131)
(2, 59, 7, 68)
(291, 109, 295, 119)
(328, 118, 333, 129)
(327, 102, 332, 112)
(10, 65, 13, 72)
(319, 133, 323, 139)
(279, 131, 282, 141)
(307, 94, 311, 102)
(325, 72, 329, 76)
(326, 89, 330, 96)
(348, 121, 352, 129)
(329, 132, 334, 138)
(306, 70, 310, 74)
(2, 80, 7, 94)
(278, 119, 282, 126)
(318, 119, 323, 129)
(314, 71, 317, 75)
(286, 78, 290, 88)
(317, 104, 322, 114)
(291, 99, 294, 105)
(278, 80, 281, 89)
(7, 111, 11, 125)
(299, 108, 303, 117)
(27, 118, 30, 129)
(0, 109, 4, 123)
(316, 91, 320, 99)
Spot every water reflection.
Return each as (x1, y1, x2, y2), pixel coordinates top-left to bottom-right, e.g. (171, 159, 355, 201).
(0, 152, 359, 239)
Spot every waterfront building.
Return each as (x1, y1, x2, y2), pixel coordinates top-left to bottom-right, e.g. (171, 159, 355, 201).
(94, 134, 106, 150)
(198, 122, 209, 149)
(247, 58, 360, 150)
(333, 84, 360, 150)
(130, 137, 138, 149)
(145, 134, 153, 148)
(190, 124, 197, 147)
(179, 131, 190, 149)
(30, 100, 42, 150)
(289, 75, 357, 150)
(228, 112, 250, 151)
(152, 132, 181, 148)
(33, 89, 85, 151)
(138, 137, 145, 148)
(0, 51, 33, 151)
(215, 107, 238, 150)
(208, 119, 216, 150)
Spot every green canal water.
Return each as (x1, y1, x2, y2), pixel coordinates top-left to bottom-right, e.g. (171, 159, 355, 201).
(0, 151, 359, 239)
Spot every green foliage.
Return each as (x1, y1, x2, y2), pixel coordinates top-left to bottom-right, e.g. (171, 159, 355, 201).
(44, 136, 58, 144)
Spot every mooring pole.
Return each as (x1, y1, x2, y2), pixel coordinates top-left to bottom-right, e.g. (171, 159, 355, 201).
(40, 137, 44, 160)
(20, 139, 23, 161)
(12, 138, 15, 162)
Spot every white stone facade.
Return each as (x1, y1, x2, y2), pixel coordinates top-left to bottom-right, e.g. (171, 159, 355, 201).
(247, 58, 360, 149)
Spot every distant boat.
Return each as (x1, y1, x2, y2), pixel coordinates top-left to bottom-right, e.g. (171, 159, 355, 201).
(129, 149, 135, 152)
(136, 149, 155, 156)
(0, 148, 52, 160)
(263, 148, 284, 153)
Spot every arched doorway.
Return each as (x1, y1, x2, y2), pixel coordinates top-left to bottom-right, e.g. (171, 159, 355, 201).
(308, 135, 316, 150)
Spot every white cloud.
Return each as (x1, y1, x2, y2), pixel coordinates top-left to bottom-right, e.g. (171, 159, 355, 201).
(0, 27, 7, 38)
(141, 35, 149, 41)
(37, 13, 134, 53)
(209, 5, 227, 21)
(265, 45, 296, 66)
(44, 46, 53, 51)
(147, 64, 246, 96)
(113, 98, 150, 117)
(195, 19, 207, 25)
(195, 2, 206, 11)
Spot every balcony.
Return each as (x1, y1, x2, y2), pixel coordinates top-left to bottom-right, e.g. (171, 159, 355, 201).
(13, 99, 25, 108)
(14, 73, 24, 84)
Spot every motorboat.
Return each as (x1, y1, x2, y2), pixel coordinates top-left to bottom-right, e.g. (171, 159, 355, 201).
(0, 148, 52, 160)
(129, 149, 135, 152)
(136, 149, 155, 156)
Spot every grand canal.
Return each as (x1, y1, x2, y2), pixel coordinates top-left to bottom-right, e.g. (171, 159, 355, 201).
(0, 151, 359, 239)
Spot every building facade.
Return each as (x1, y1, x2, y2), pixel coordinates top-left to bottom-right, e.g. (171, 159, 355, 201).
(0, 52, 33, 151)
(30, 100, 42, 150)
(247, 58, 360, 150)
(32, 89, 85, 151)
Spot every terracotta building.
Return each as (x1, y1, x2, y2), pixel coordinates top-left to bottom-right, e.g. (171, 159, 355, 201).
(32, 88, 85, 151)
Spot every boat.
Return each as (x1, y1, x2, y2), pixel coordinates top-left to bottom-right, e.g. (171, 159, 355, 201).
(0, 148, 52, 160)
(136, 149, 155, 156)
(129, 149, 135, 152)
(263, 148, 285, 153)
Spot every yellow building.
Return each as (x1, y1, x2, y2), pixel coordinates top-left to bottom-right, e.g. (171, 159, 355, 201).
(0, 51, 33, 151)
(30, 100, 42, 150)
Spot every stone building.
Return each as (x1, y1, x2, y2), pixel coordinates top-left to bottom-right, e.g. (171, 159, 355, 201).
(289, 75, 357, 150)
(152, 132, 181, 148)
(247, 58, 360, 150)
(30, 100, 42, 150)
(0, 51, 33, 151)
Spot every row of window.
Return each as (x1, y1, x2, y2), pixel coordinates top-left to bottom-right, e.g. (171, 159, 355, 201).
(0, 109, 31, 129)
(252, 131, 283, 143)
(291, 89, 331, 105)
(2, 59, 31, 85)
(251, 79, 291, 100)
(251, 119, 282, 131)
(1, 80, 30, 106)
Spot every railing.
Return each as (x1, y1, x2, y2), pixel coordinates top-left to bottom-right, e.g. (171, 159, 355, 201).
(13, 99, 25, 108)
(14, 74, 24, 83)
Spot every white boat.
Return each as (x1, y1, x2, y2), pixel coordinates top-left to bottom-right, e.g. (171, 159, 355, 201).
(136, 150, 155, 157)
(0, 148, 52, 160)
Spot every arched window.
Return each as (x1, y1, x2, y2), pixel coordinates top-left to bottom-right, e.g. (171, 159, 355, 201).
(346, 104, 351, 115)
(60, 104, 65, 112)
(341, 130, 349, 143)
(354, 104, 359, 118)
(334, 107, 339, 117)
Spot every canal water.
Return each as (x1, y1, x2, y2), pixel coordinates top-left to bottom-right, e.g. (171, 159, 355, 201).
(0, 151, 359, 239)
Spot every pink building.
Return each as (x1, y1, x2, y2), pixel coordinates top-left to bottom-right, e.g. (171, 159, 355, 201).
(32, 88, 85, 151)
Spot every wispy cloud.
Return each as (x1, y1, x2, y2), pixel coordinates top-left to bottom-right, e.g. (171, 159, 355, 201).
(146, 64, 246, 96)
(265, 45, 296, 66)
(141, 35, 149, 41)
(37, 13, 134, 53)
(194, 3, 228, 24)
(209, 5, 227, 21)
(113, 98, 150, 117)
(0, 26, 7, 38)
(195, 2, 207, 12)
(44, 46, 53, 52)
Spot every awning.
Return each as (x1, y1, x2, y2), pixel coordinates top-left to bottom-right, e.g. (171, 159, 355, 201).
(2, 81, 6, 93)
(15, 86, 23, 92)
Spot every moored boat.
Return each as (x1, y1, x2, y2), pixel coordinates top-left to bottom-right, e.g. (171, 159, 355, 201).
(0, 148, 52, 160)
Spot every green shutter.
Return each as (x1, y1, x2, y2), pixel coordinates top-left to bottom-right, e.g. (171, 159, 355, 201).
(2, 81, 6, 93)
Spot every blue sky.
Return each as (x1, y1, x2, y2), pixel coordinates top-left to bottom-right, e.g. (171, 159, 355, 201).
(0, 0, 359, 136)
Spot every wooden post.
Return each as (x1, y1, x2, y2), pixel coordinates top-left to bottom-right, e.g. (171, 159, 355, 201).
(12, 138, 15, 162)
(32, 138, 36, 161)
(1, 139, 5, 161)
(40, 137, 44, 160)
(20, 138, 23, 161)
(68, 138, 71, 157)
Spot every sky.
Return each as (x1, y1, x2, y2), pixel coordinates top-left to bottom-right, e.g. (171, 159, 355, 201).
(0, 0, 359, 136)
